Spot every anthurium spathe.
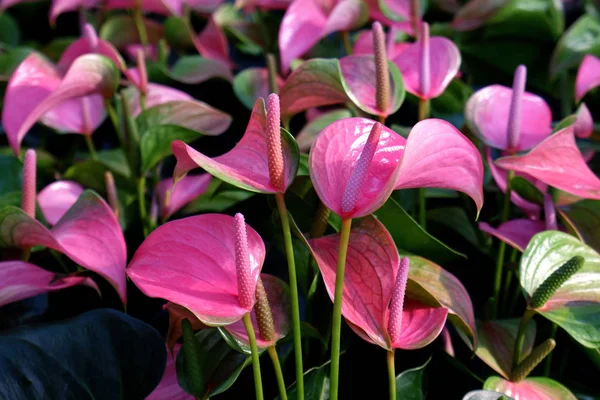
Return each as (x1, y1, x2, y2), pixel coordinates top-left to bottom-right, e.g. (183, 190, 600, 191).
(49, 0, 99, 25)
(151, 173, 212, 221)
(127, 213, 265, 326)
(307, 216, 449, 350)
(574, 103, 593, 139)
(278, 0, 367, 72)
(575, 54, 600, 102)
(37, 180, 85, 225)
(495, 126, 600, 201)
(172, 96, 299, 194)
(483, 376, 577, 400)
(479, 219, 546, 252)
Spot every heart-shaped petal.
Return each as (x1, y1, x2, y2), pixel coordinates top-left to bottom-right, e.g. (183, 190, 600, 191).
(0, 190, 127, 303)
(127, 214, 265, 326)
(575, 54, 600, 102)
(394, 37, 461, 100)
(479, 219, 546, 252)
(387, 298, 448, 349)
(194, 17, 232, 69)
(309, 117, 405, 218)
(322, 0, 366, 37)
(56, 25, 126, 72)
(172, 98, 299, 194)
(125, 83, 192, 118)
(147, 344, 194, 400)
(574, 103, 593, 139)
(154, 174, 212, 220)
(495, 126, 600, 200)
(484, 376, 577, 400)
(465, 85, 552, 151)
(394, 119, 484, 214)
(37, 180, 85, 225)
(0, 261, 98, 307)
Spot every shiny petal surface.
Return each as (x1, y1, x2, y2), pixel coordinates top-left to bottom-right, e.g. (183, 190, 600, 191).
(127, 214, 265, 326)
(479, 219, 546, 252)
(388, 299, 448, 349)
(484, 376, 577, 400)
(126, 82, 192, 117)
(575, 54, 600, 102)
(308, 216, 399, 349)
(394, 119, 484, 213)
(0, 261, 98, 307)
(37, 180, 85, 226)
(155, 174, 212, 220)
(194, 17, 232, 69)
(309, 117, 405, 218)
(496, 127, 600, 200)
(172, 98, 298, 193)
(394, 37, 461, 99)
(465, 85, 552, 151)
(146, 344, 194, 400)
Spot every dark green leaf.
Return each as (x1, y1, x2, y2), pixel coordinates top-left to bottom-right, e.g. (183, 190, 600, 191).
(182, 179, 256, 214)
(0, 14, 21, 46)
(396, 358, 430, 400)
(558, 200, 600, 252)
(140, 125, 203, 173)
(511, 176, 544, 205)
(550, 14, 600, 77)
(276, 362, 329, 400)
(99, 15, 164, 48)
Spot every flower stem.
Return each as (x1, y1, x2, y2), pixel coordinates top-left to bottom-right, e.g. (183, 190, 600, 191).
(105, 100, 125, 147)
(133, 8, 149, 48)
(342, 31, 352, 55)
(274, 193, 304, 400)
(84, 135, 97, 160)
(387, 350, 396, 400)
(417, 98, 429, 229)
(418, 98, 428, 121)
(512, 308, 534, 370)
(267, 346, 288, 400)
(243, 313, 264, 400)
(330, 218, 353, 400)
(492, 170, 514, 319)
(137, 176, 149, 237)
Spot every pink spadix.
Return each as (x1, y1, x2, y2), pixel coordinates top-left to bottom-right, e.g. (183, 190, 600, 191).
(22, 149, 37, 218)
(372, 22, 390, 115)
(266, 93, 285, 192)
(544, 193, 557, 231)
(235, 213, 255, 309)
(388, 257, 410, 344)
(83, 23, 99, 53)
(419, 23, 430, 98)
(341, 122, 383, 216)
(507, 65, 527, 152)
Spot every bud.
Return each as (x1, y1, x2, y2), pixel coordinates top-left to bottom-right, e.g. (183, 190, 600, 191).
(544, 193, 557, 231)
(266, 94, 285, 192)
(388, 257, 410, 344)
(372, 22, 390, 115)
(22, 149, 37, 218)
(530, 255, 584, 309)
(419, 23, 430, 98)
(104, 171, 119, 219)
(234, 213, 255, 309)
(341, 122, 382, 215)
(255, 278, 275, 342)
(510, 338, 555, 382)
(83, 23, 99, 53)
(507, 65, 527, 151)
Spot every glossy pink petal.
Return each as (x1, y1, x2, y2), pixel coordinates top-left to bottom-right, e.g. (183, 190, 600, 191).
(104, 0, 183, 15)
(147, 344, 194, 400)
(155, 174, 212, 220)
(308, 216, 399, 349)
(37, 180, 85, 225)
(484, 376, 577, 400)
(309, 117, 405, 218)
(495, 126, 600, 200)
(394, 37, 460, 100)
(465, 85, 552, 151)
(0, 191, 126, 302)
(575, 54, 600, 102)
(574, 103, 593, 139)
(0, 261, 98, 307)
(126, 82, 192, 117)
(387, 298, 448, 349)
(172, 98, 297, 193)
(452, 0, 507, 31)
(127, 214, 265, 326)
(194, 17, 232, 69)
(49, 0, 99, 24)
(352, 30, 409, 59)
(322, 0, 365, 37)
(394, 119, 484, 214)
(480, 219, 546, 252)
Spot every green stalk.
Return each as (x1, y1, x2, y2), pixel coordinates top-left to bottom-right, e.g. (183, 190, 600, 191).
(387, 350, 396, 400)
(84, 135, 98, 160)
(243, 313, 264, 400)
(132, 7, 149, 48)
(105, 100, 125, 147)
(512, 308, 534, 370)
(329, 218, 353, 400)
(267, 346, 288, 400)
(137, 176, 149, 237)
(417, 98, 429, 229)
(342, 31, 352, 55)
(274, 193, 304, 399)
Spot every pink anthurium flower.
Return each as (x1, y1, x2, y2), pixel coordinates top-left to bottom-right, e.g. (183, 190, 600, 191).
(574, 103, 593, 139)
(147, 345, 194, 400)
(575, 54, 600, 102)
(495, 126, 600, 200)
(127, 213, 265, 326)
(0, 261, 99, 307)
(479, 219, 546, 252)
(278, 0, 366, 72)
(151, 174, 212, 221)
(49, 0, 99, 25)
(466, 66, 552, 152)
(172, 95, 299, 194)
(352, 28, 410, 59)
(37, 180, 85, 225)
(395, 23, 461, 100)
(308, 216, 448, 350)
(191, 16, 233, 69)
(484, 376, 577, 400)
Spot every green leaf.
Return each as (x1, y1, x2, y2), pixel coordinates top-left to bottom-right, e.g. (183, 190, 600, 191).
(558, 200, 600, 253)
(276, 362, 329, 400)
(431, 78, 474, 116)
(0, 14, 20, 46)
(552, 115, 578, 133)
(233, 67, 274, 110)
(97, 149, 131, 178)
(550, 14, 600, 77)
(99, 15, 164, 48)
(163, 16, 194, 49)
(140, 125, 203, 173)
(214, 4, 264, 55)
(176, 328, 250, 399)
(64, 160, 136, 194)
(148, 55, 233, 85)
(510, 176, 544, 205)
(374, 197, 465, 264)
(519, 231, 600, 347)
(396, 358, 430, 400)
(41, 37, 76, 61)
(182, 179, 256, 214)
(0, 150, 23, 194)
(427, 206, 480, 247)
(0, 309, 166, 400)
(0, 47, 32, 81)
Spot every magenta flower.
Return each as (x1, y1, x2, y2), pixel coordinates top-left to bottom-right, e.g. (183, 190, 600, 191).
(127, 213, 265, 326)
(308, 216, 448, 350)
(37, 180, 85, 225)
(574, 103, 593, 139)
(480, 219, 546, 252)
(352, 28, 410, 59)
(49, 0, 99, 25)
(575, 54, 600, 102)
(151, 174, 212, 221)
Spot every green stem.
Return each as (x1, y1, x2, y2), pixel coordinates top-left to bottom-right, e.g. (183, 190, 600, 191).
(137, 176, 149, 237)
(387, 350, 396, 400)
(84, 135, 97, 160)
(329, 218, 353, 400)
(274, 193, 304, 400)
(492, 170, 514, 319)
(342, 31, 352, 55)
(133, 8, 149, 48)
(267, 346, 288, 400)
(512, 309, 534, 370)
(418, 98, 429, 122)
(417, 99, 429, 229)
(543, 323, 558, 376)
(105, 100, 126, 151)
(243, 313, 264, 400)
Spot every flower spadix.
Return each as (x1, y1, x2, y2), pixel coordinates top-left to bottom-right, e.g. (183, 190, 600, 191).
(127, 213, 265, 325)
(307, 216, 448, 350)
